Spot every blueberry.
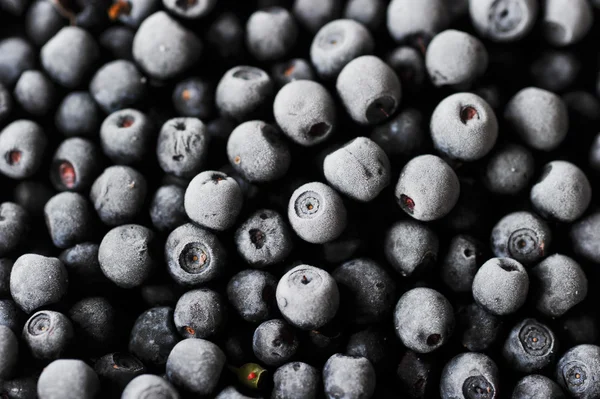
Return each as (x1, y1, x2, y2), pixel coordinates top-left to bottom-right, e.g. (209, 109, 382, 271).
(0, 258, 12, 297)
(101, 109, 154, 165)
(234, 209, 293, 267)
(323, 354, 376, 399)
(591, 133, 600, 173)
(310, 19, 374, 81)
(0, 37, 35, 87)
(482, 143, 535, 195)
(384, 220, 439, 277)
(293, 0, 342, 33)
(370, 108, 425, 159)
(531, 50, 580, 93)
(288, 182, 347, 244)
(503, 318, 558, 373)
(276, 264, 339, 330)
(543, 0, 593, 47)
(571, 211, 600, 264)
(149, 185, 186, 232)
(165, 223, 226, 286)
(512, 375, 565, 399)
(530, 254, 588, 317)
(430, 93, 498, 161)
(397, 350, 435, 399)
(89, 60, 148, 113)
(387, 0, 449, 45)
(0, 120, 47, 180)
(94, 353, 145, 397)
(22, 310, 73, 360)
(55, 92, 101, 138)
(216, 66, 274, 122)
(132, 11, 202, 80)
(162, 0, 216, 19)
(271, 58, 315, 88)
(128, 306, 180, 368)
(386, 46, 426, 93)
(44, 192, 93, 249)
(111, 0, 160, 28)
(336, 55, 401, 125)
(344, 0, 386, 32)
(122, 375, 179, 399)
(50, 138, 102, 193)
(98, 224, 156, 288)
(324, 137, 391, 202)
(440, 353, 498, 399)
(69, 297, 117, 355)
(252, 319, 298, 366)
(174, 288, 226, 339)
(227, 120, 291, 182)
(206, 12, 245, 61)
(273, 80, 336, 146)
(172, 77, 214, 119)
(14, 70, 57, 116)
(246, 7, 298, 62)
(0, 325, 18, 379)
(10, 254, 68, 314)
(90, 165, 147, 226)
(59, 243, 107, 287)
(346, 326, 393, 368)
(395, 154, 460, 221)
(13, 180, 54, 217)
(0, 202, 28, 257)
(441, 234, 484, 293)
(556, 344, 600, 398)
(272, 361, 320, 399)
(469, 0, 538, 42)
(0, 83, 12, 124)
(530, 161, 591, 223)
(166, 338, 225, 396)
(227, 269, 277, 323)
(37, 359, 100, 399)
(472, 257, 529, 316)
(0, 299, 25, 335)
(491, 211, 551, 265)
(504, 87, 569, 151)
(99, 26, 135, 61)
(157, 117, 209, 178)
(459, 302, 503, 352)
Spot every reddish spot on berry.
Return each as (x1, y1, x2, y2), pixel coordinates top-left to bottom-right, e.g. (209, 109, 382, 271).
(7, 150, 21, 165)
(400, 194, 415, 214)
(284, 65, 295, 77)
(185, 326, 195, 336)
(234, 156, 241, 164)
(182, 89, 191, 101)
(59, 161, 76, 188)
(118, 115, 135, 128)
(460, 106, 478, 124)
(108, 0, 131, 20)
(247, 372, 256, 380)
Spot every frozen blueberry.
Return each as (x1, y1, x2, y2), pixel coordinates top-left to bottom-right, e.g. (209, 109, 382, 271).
(0, 37, 35, 87)
(333, 258, 396, 324)
(0, 202, 28, 257)
(504, 87, 569, 151)
(184, 170, 243, 231)
(149, 185, 186, 232)
(44, 192, 93, 249)
(162, 0, 216, 19)
(344, 0, 386, 32)
(0, 0, 28, 15)
(14, 70, 56, 116)
(50, 138, 102, 193)
(174, 288, 226, 339)
(394, 288, 454, 353)
(386, 46, 426, 93)
(110, 0, 160, 28)
(395, 154, 460, 221)
(491, 211, 551, 265)
(543, 0, 592, 47)
(556, 344, 600, 398)
(276, 264, 339, 330)
(397, 350, 435, 398)
(246, 7, 298, 62)
(216, 66, 274, 122)
(94, 352, 145, 397)
(227, 269, 277, 323)
(472, 257, 529, 316)
(252, 319, 298, 366)
(227, 120, 291, 182)
(100, 109, 154, 165)
(531, 161, 591, 222)
(37, 359, 100, 399)
(503, 318, 557, 373)
(323, 354, 376, 399)
(370, 108, 425, 158)
(89, 60, 148, 113)
(273, 79, 336, 146)
(430, 92, 498, 161)
(41, 26, 100, 88)
(512, 375, 565, 399)
(166, 338, 225, 396)
(0, 325, 18, 379)
(387, 0, 448, 45)
(272, 362, 320, 399)
(530, 254, 588, 317)
(132, 11, 202, 80)
(0, 299, 25, 334)
(10, 254, 68, 314)
(440, 353, 498, 399)
(165, 223, 226, 286)
(129, 306, 180, 368)
(293, 0, 342, 33)
(441, 234, 485, 293)
(324, 137, 391, 202)
(13, 180, 54, 217)
(55, 92, 101, 137)
(531, 50, 580, 93)
(459, 302, 502, 352)
(99, 224, 156, 288)
(469, 0, 538, 42)
(0, 83, 12, 124)
(272, 58, 315, 88)
(234, 209, 293, 267)
(384, 220, 439, 277)
(206, 12, 245, 61)
(172, 77, 214, 119)
(99, 26, 135, 60)
(288, 182, 347, 244)
(310, 19, 374, 81)
(157, 117, 209, 178)
(122, 375, 180, 399)
(336, 55, 402, 125)
(0, 258, 12, 296)
(346, 326, 394, 368)
(22, 310, 73, 360)
(483, 143, 535, 195)
(564, 91, 600, 129)
(571, 211, 600, 264)
(0, 120, 46, 179)
(59, 243, 107, 286)
(69, 297, 117, 355)
(90, 166, 147, 226)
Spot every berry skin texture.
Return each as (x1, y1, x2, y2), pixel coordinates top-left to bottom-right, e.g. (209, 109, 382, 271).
(336, 55, 402, 125)
(0, 37, 35, 87)
(287, 181, 347, 244)
(430, 93, 498, 161)
(0, 299, 26, 335)
(344, 0, 386, 32)
(276, 264, 340, 330)
(472, 257, 529, 316)
(483, 143, 535, 195)
(44, 192, 93, 249)
(23, 310, 74, 361)
(14, 70, 56, 116)
(571, 211, 600, 264)
(504, 87, 569, 151)
(394, 287, 454, 353)
(491, 211, 552, 265)
(440, 352, 499, 399)
(502, 318, 557, 373)
(184, 170, 243, 231)
(157, 117, 210, 178)
(174, 288, 226, 339)
(101, 109, 154, 166)
(149, 185, 186, 232)
(323, 354, 376, 399)
(163, 0, 216, 19)
(166, 338, 226, 396)
(323, 137, 391, 202)
(50, 137, 102, 193)
(68, 297, 117, 356)
(543, 0, 593, 47)
(556, 344, 600, 398)
(293, 0, 342, 33)
(531, 50, 580, 93)
(272, 362, 320, 399)
(37, 359, 100, 399)
(370, 108, 425, 158)
(0, 325, 18, 379)
(246, 7, 298, 62)
(273, 79, 337, 146)
(530, 161, 592, 223)
(216, 66, 274, 122)
(128, 306, 180, 368)
(122, 375, 180, 399)
(512, 375, 566, 399)
(94, 353, 146, 397)
(272, 58, 315, 88)
(252, 319, 298, 366)
(89, 60, 148, 114)
(10, 254, 69, 314)
(441, 234, 484, 293)
(172, 77, 214, 119)
(0, 202, 28, 257)
(530, 254, 588, 318)
(469, 0, 539, 42)
(59, 243, 107, 286)
(384, 220, 439, 277)
(394, 154, 460, 221)
(387, 46, 426, 94)
(0, 119, 47, 180)
(226, 269, 277, 323)
(387, 0, 449, 44)
(459, 302, 503, 352)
